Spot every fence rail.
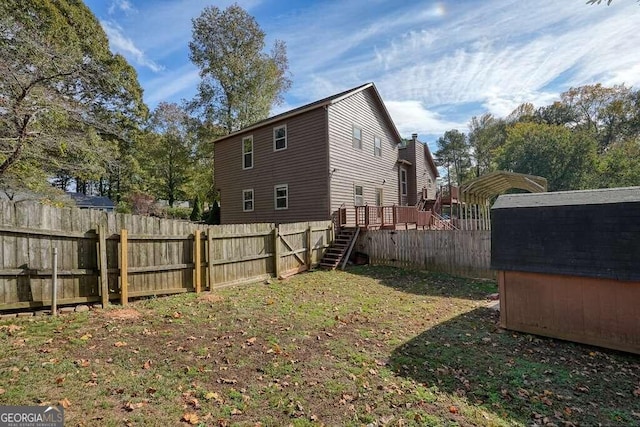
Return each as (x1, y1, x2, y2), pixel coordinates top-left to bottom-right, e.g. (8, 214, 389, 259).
(0, 201, 332, 311)
(357, 229, 494, 279)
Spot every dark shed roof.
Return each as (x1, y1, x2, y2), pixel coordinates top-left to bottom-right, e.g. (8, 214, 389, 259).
(67, 193, 115, 210)
(491, 186, 640, 281)
(492, 186, 640, 210)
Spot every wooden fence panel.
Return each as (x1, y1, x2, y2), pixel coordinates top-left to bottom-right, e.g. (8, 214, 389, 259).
(0, 200, 332, 310)
(359, 229, 494, 279)
(207, 223, 275, 288)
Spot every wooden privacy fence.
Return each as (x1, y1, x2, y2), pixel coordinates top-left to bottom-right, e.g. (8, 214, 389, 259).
(0, 201, 332, 311)
(357, 229, 494, 279)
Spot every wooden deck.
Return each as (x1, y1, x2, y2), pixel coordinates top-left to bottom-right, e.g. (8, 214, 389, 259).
(337, 206, 450, 230)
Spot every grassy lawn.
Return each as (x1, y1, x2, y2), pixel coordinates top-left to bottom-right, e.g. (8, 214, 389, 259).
(1, 266, 639, 426)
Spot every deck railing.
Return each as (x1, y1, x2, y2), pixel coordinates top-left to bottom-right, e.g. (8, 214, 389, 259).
(340, 205, 432, 229)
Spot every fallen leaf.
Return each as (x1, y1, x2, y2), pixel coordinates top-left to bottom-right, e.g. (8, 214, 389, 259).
(185, 396, 200, 409)
(230, 408, 242, 415)
(204, 392, 220, 401)
(123, 401, 145, 411)
(449, 405, 458, 414)
(114, 341, 127, 347)
(76, 359, 90, 368)
(246, 337, 257, 345)
(55, 376, 65, 385)
(80, 333, 92, 341)
(0, 388, 5, 395)
(142, 360, 152, 370)
(59, 398, 71, 409)
(172, 312, 182, 319)
(181, 412, 199, 424)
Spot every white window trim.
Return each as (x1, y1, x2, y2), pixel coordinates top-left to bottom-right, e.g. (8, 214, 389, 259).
(374, 135, 382, 157)
(273, 124, 287, 151)
(375, 187, 383, 206)
(400, 168, 408, 197)
(242, 189, 254, 212)
(354, 184, 364, 206)
(242, 135, 253, 170)
(352, 125, 362, 150)
(274, 184, 288, 210)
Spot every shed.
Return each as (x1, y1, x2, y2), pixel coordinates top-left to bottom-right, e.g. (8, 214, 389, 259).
(491, 186, 640, 354)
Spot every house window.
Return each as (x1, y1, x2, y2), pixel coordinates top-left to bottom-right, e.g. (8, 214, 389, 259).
(352, 125, 362, 150)
(375, 188, 383, 206)
(274, 184, 288, 210)
(400, 169, 408, 196)
(242, 136, 253, 169)
(242, 189, 254, 212)
(374, 136, 382, 157)
(354, 185, 364, 206)
(274, 124, 287, 151)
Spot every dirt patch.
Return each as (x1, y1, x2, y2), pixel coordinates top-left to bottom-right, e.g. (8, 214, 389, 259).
(102, 308, 142, 320)
(197, 293, 225, 303)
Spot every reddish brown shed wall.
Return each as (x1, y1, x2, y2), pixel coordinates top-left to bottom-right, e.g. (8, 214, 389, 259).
(499, 270, 640, 354)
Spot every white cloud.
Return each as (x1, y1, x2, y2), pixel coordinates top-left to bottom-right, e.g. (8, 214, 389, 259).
(144, 66, 200, 105)
(108, 0, 134, 15)
(278, 0, 640, 129)
(100, 20, 164, 73)
(386, 100, 466, 136)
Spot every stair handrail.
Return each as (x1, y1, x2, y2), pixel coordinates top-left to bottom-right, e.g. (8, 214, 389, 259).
(431, 211, 458, 230)
(432, 189, 442, 215)
(340, 227, 360, 270)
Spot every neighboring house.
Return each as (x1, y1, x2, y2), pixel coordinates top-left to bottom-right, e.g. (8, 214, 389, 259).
(213, 82, 438, 225)
(67, 193, 115, 212)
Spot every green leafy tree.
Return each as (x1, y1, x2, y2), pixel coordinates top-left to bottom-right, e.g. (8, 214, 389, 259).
(190, 194, 203, 221)
(435, 129, 472, 186)
(596, 139, 640, 187)
(141, 103, 194, 207)
(496, 122, 598, 191)
(0, 0, 146, 195)
(188, 4, 292, 133)
(467, 114, 507, 176)
(561, 84, 635, 150)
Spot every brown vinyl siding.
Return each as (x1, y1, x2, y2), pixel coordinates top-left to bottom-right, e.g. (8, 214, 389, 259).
(327, 88, 400, 215)
(413, 141, 438, 202)
(400, 139, 439, 204)
(215, 107, 329, 224)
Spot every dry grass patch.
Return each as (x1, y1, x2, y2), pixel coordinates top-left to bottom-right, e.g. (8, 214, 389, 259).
(0, 266, 638, 426)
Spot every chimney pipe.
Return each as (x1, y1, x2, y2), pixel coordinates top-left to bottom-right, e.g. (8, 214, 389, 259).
(411, 133, 418, 142)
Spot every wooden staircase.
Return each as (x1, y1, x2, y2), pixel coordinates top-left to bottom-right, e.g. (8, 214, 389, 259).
(319, 227, 359, 270)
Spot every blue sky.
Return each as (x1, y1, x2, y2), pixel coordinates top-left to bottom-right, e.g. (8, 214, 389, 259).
(85, 0, 640, 148)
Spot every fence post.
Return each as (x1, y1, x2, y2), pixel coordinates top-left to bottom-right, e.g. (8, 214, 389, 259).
(194, 229, 201, 293)
(98, 222, 109, 307)
(120, 229, 128, 306)
(273, 225, 280, 278)
(51, 247, 58, 316)
(207, 228, 214, 290)
(306, 225, 312, 268)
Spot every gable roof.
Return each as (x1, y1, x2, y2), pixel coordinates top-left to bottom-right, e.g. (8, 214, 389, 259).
(213, 82, 403, 144)
(422, 142, 440, 178)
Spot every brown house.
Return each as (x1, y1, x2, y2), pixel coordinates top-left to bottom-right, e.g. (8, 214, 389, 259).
(213, 82, 439, 224)
(398, 134, 439, 206)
